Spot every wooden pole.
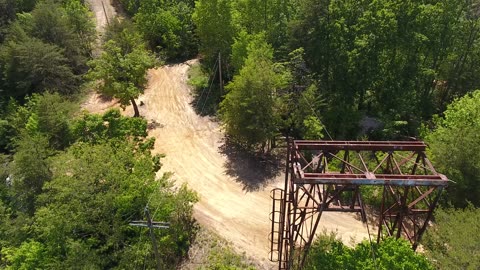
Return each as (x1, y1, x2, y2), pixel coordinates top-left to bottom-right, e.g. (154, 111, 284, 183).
(218, 52, 223, 97)
(145, 207, 162, 270)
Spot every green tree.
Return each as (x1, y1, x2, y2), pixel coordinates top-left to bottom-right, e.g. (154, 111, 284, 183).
(71, 109, 150, 147)
(29, 0, 93, 72)
(0, 0, 94, 99)
(230, 30, 252, 73)
(0, 37, 77, 97)
(87, 35, 155, 117)
(31, 115, 197, 268)
(2, 93, 76, 150)
(425, 90, 480, 207)
(134, 0, 198, 59)
(63, 0, 96, 58)
(276, 48, 326, 139)
(0, 0, 37, 42)
(0, 0, 16, 42)
(9, 133, 53, 215)
(28, 92, 76, 149)
(289, 0, 480, 139)
(193, 0, 236, 65)
(220, 34, 287, 150)
(423, 206, 480, 270)
(1, 109, 198, 269)
(232, 0, 295, 55)
(1, 240, 53, 270)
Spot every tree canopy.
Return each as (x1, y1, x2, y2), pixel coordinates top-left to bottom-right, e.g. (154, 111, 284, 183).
(0, 0, 94, 99)
(220, 33, 288, 150)
(0, 98, 198, 268)
(425, 90, 480, 207)
(87, 29, 155, 117)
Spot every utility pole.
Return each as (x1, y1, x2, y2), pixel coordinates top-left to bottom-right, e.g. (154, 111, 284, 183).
(145, 207, 161, 270)
(129, 207, 170, 270)
(218, 52, 223, 97)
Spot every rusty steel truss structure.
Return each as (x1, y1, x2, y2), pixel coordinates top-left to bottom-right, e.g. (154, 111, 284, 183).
(269, 140, 448, 270)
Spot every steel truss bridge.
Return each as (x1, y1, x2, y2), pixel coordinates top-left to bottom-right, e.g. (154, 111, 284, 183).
(269, 140, 448, 269)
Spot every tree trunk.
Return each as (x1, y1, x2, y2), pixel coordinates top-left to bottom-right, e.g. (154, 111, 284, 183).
(130, 98, 140, 117)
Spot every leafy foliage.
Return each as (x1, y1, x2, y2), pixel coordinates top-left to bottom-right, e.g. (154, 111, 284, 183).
(425, 90, 480, 207)
(0, 0, 94, 99)
(9, 133, 53, 215)
(423, 206, 480, 270)
(87, 30, 155, 117)
(133, 0, 198, 60)
(305, 233, 433, 270)
(3, 92, 77, 151)
(193, 0, 236, 65)
(1, 240, 52, 270)
(220, 34, 287, 150)
(290, 0, 480, 138)
(0, 37, 77, 97)
(0, 107, 198, 269)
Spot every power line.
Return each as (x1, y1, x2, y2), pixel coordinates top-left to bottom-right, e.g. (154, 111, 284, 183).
(301, 94, 333, 140)
(196, 57, 219, 110)
(200, 56, 220, 115)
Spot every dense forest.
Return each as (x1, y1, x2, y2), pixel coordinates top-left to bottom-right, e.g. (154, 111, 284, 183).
(0, 0, 479, 269)
(0, 0, 197, 268)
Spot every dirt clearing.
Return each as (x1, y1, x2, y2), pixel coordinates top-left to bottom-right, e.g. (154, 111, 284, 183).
(82, 60, 370, 268)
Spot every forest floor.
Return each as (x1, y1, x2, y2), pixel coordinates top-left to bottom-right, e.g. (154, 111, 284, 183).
(82, 1, 370, 268)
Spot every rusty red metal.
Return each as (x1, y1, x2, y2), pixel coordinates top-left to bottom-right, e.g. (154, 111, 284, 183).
(269, 140, 448, 270)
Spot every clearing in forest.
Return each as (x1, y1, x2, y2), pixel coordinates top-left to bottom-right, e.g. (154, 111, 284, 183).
(84, 1, 368, 267)
(83, 60, 370, 268)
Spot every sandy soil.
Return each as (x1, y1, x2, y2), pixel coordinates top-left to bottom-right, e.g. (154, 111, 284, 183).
(82, 1, 370, 268)
(82, 61, 371, 268)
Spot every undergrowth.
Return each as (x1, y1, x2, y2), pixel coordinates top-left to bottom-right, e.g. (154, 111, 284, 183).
(180, 227, 258, 270)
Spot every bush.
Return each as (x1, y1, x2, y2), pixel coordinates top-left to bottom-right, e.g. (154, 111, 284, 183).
(305, 232, 433, 270)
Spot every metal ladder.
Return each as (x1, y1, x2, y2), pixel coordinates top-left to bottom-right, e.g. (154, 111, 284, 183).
(269, 188, 287, 268)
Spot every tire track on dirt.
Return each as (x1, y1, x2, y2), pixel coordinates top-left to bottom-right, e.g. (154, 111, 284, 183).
(83, 60, 371, 269)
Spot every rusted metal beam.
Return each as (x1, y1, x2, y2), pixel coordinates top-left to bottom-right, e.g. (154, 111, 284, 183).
(270, 140, 448, 270)
(295, 174, 448, 186)
(294, 140, 427, 151)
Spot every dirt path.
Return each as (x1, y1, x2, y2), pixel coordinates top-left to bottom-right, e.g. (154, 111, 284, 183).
(85, 0, 117, 57)
(82, 61, 370, 268)
(85, 0, 116, 33)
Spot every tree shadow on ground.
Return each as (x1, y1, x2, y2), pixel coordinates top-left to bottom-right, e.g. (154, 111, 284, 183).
(97, 93, 113, 102)
(219, 138, 284, 192)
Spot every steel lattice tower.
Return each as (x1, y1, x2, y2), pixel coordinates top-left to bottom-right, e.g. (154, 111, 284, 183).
(269, 140, 448, 270)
